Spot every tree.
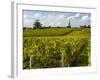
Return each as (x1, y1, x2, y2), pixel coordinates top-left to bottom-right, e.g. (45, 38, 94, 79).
(33, 19, 42, 29)
(87, 25, 91, 28)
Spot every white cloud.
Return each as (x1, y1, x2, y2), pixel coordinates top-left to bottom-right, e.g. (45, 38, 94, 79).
(33, 13, 42, 18)
(23, 11, 90, 28)
(24, 15, 28, 19)
(66, 16, 74, 20)
(75, 13, 80, 17)
(24, 19, 34, 27)
(56, 14, 65, 19)
(24, 13, 42, 20)
(38, 14, 67, 27)
(66, 13, 80, 20)
(81, 15, 89, 21)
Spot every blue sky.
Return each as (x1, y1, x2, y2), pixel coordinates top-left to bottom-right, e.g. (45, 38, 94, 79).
(23, 10, 91, 27)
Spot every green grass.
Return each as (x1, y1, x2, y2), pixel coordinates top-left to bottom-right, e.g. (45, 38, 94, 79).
(23, 28, 84, 37)
(23, 28, 90, 37)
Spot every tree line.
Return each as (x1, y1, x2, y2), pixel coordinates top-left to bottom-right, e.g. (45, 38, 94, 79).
(23, 19, 91, 29)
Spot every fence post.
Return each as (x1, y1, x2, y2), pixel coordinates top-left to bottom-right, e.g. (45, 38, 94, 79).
(29, 55, 33, 69)
(61, 52, 64, 67)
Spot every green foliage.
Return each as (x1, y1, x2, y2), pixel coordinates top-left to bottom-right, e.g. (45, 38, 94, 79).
(33, 19, 42, 29)
(23, 38, 90, 69)
(23, 28, 91, 69)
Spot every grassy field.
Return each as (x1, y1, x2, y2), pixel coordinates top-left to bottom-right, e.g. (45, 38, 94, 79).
(23, 28, 91, 69)
(23, 28, 90, 37)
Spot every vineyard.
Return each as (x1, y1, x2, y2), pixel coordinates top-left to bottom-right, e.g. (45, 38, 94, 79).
(23, 28, 91, 69)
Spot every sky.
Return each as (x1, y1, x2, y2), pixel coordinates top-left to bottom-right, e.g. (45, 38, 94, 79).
(23, 10, 91, 28)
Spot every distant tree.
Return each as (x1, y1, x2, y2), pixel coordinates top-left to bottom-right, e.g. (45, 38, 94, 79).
(80, 25, 85, 28)
(80, 25, 89, 28)
(84, 25, 87, 28)
(48, 26, 51, 28)
(57, 26, 60, 28)
(80, 26, 83, 28)
(33, 19, 42, 29)
(87, 25, 91, 28)
(23, 27, 27, 30)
